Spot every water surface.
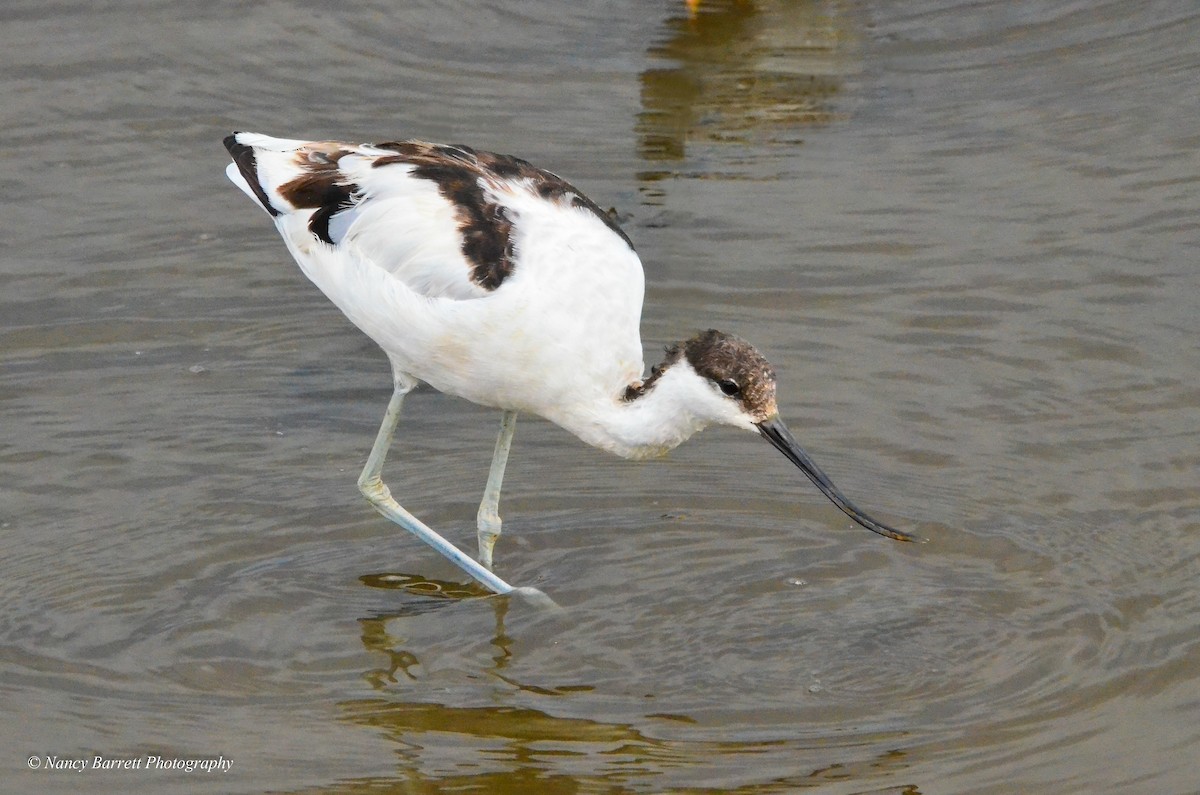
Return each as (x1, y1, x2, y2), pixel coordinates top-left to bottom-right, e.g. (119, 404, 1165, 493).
(2, 1, 1198, 793)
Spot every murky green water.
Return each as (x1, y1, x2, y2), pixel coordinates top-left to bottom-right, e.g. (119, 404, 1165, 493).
(3, 1, 1198, 793)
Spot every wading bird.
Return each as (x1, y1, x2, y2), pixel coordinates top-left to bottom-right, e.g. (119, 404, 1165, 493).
(223, 132, 916, 600)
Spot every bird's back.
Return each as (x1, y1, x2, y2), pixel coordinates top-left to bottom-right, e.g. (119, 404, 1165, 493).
(224, 133, 647, 418)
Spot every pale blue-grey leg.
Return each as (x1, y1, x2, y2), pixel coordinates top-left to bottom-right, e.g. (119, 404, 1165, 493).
(476, 410, 517, 570)
(357, 389, 553, 604)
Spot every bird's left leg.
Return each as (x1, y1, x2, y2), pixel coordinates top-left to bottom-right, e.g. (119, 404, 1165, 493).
(357, 388, 516, 596)
(476, 410, 517, 570)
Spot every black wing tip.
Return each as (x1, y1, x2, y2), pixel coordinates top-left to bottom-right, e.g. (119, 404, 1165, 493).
(223, 132, 280, 218)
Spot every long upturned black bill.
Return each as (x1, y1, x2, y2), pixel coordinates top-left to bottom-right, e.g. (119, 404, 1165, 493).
(756, 416, 919, 542)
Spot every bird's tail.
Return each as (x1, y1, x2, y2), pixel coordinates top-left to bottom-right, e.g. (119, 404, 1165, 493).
(222, 132, 313, 217)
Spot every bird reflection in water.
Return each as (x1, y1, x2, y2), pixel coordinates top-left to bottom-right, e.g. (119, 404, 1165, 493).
(358, 573, 584, 695)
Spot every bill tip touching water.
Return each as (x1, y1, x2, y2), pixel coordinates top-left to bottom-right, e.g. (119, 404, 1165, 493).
(222, 131, 921, 597)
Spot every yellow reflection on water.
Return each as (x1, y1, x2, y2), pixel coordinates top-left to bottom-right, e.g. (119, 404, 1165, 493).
(308, 577, 925, 794)
(318, 697, 920, 795)
(639, 0, 852, 165)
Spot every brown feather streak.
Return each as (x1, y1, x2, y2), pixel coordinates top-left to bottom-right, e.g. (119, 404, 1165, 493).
(277, 150, 357, 245)
(372, 141, 633, 291)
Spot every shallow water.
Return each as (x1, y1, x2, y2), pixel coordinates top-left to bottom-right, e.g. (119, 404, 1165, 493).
(2, 1, 1198, 793)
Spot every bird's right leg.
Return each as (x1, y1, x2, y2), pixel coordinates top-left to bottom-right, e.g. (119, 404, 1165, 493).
(357, 388, 520, 596)
(476, 410, 517, 570)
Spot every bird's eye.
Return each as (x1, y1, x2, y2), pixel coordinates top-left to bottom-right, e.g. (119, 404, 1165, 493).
(718, 379, 741, 396)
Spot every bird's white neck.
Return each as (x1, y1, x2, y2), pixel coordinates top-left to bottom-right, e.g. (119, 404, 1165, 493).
(549, 360, 753, 460)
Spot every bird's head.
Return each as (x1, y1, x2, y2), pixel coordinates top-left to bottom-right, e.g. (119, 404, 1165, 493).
(660, 329, 919, 543)
(664, 329, 780, 429)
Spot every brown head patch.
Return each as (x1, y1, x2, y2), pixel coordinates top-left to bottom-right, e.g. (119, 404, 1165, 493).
(683, 329, 778, 421)
(623, 330, 777, 419)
